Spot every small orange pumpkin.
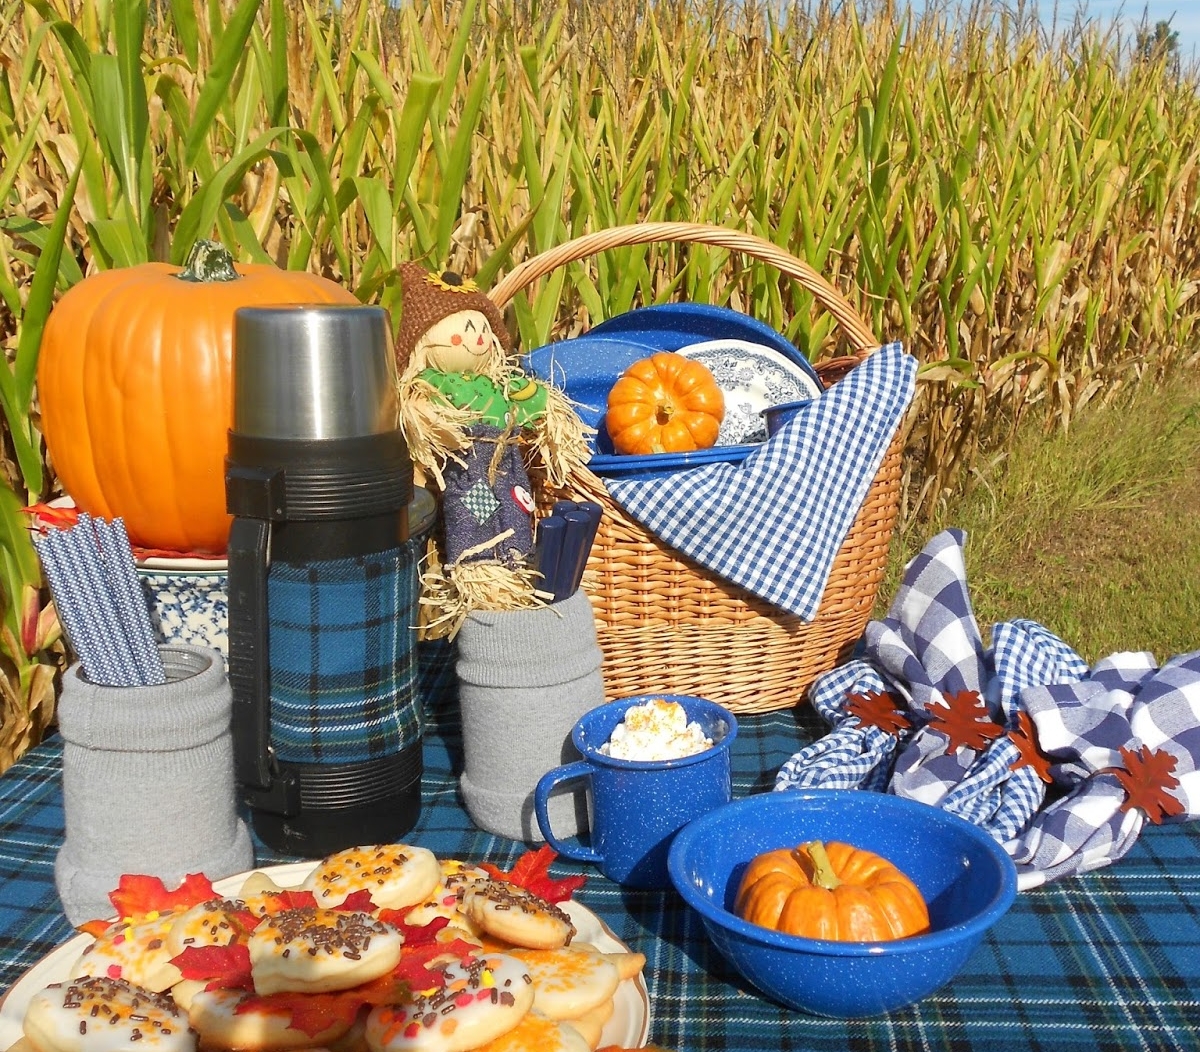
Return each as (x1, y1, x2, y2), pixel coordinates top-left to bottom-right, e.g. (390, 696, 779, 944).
(735, 840, 930, 942)
(37, 241, 358, 554)
(605, 352, 724, 455)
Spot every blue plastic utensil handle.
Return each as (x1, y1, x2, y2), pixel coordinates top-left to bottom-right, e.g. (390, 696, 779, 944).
(558, 510, 596, 600)
(533, 516, 567, 598)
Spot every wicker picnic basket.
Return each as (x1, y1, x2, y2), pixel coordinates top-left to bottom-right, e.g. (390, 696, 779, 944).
(489, 223, 903, 715)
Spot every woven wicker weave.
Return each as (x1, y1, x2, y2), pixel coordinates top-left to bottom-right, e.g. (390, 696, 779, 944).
(491, 222, 902, 714)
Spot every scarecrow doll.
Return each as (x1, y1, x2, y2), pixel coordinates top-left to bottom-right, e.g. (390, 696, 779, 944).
(393, 263, 591, 637)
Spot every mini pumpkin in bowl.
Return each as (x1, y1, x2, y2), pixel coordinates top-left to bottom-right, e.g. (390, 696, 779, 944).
(667, 790, 1017, 1018)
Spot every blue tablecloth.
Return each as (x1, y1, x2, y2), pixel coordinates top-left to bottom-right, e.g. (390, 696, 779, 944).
(2, 641, 1199, 1050)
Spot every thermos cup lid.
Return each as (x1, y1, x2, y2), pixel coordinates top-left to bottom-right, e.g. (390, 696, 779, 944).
(233, 304, 397, 440)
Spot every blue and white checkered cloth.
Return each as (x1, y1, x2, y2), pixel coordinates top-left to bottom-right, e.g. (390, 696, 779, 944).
(777, 528, 1200, 887)
(604, 342, 916, 619)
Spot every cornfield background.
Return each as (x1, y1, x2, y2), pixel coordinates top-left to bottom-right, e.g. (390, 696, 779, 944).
(2, 0, 1199, 761)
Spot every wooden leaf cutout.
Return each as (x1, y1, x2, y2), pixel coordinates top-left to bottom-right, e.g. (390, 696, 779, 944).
(845, 690, 910, 736)
(1113, 744, 1186, 824)
(928, 690, 1004, 752)
(1008, 711, 1054, 784)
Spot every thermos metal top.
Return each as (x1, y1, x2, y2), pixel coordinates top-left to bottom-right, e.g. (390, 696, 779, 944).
(233, 305, 397, 440)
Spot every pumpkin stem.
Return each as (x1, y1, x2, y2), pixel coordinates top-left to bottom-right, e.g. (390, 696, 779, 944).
(794, 840, 842, 891)
(177, 239, 240, 283)
(654, 402, 675, 426)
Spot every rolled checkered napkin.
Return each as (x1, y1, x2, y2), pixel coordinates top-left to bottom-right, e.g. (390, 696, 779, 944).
(1011, 650, 1200, 888)
(778, 530, 1078, 841)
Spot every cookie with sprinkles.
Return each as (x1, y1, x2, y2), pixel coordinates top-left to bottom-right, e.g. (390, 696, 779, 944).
(71, 911, 184, 993)
(249, 907, 404, 996)
(471, 1008, 590, 1052)
(402, 860, 490, 932)
(460, 882, 575, 951)
(303, 846, 440, 912)
(22, 975, 196, 1052)
(363, 953, 534, 1052)
(164, 898, 257, 960)
(505, 947, 620, 1022)
(174, 982, 352, 1051)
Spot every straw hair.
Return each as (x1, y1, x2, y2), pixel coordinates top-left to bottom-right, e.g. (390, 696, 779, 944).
(500, 223, 901, 714)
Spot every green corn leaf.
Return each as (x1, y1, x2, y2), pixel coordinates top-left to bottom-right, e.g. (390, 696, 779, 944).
(435, 54, 490, 263)
(1, 153, 83, 496)
(168, 0, 200, 67)
(390, 72, 441, 210)
(0, 481, 42, 599)
(352, 176, 396, 269)
(185, 0, 263, 168)
(113, 0, 149, 221)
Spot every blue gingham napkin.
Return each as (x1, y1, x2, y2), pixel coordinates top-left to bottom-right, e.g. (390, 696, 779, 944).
(604, 342, 916, 619)
(777, 528, 1200, 886)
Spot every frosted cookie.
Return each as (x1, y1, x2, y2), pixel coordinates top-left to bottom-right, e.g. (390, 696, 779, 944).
(71, 912, 183, 992)
(473, 1008, 590, 1052)
(506, 948, 619, 1021)
(403, 860, 490, 930)
(249, 907, 404, 995)
(460, 882, 575, 950)
(23, 975, 195, 1052)
(559, 999, 614, 1050)
(180, 983, 351, 1051)
(165, 897, 257, 958)
(364, 953, 534, 1052)
(303, 846, 440, 912)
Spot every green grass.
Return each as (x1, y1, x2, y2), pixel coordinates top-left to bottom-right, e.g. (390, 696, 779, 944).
(879, 367, 1200, 664)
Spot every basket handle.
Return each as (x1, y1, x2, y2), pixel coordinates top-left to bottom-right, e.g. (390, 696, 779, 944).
(487, 221, 878, 357)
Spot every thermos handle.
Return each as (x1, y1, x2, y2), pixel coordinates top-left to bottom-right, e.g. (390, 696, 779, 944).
(226, 464, 298, 815)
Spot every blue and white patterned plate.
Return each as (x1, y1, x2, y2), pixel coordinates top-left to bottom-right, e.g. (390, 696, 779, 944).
(675, 339, 823, 446)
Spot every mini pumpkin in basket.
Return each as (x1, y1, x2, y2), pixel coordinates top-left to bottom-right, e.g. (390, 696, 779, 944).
(392, 264, 590, 637)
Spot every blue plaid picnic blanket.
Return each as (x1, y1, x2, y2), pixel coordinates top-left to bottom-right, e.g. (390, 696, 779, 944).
(267, 539, 424, 765)
(605, 342, 916, 619)
(777, 528, 1200, 887)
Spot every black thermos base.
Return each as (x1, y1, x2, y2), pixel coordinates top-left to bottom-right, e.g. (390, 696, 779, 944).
(247, 746, 423, 858)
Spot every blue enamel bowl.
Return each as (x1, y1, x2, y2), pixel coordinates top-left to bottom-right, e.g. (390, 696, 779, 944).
(668, 789, 1018, 1018)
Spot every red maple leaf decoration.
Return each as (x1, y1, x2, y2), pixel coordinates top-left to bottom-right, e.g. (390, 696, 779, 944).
(255, 889, 319, 915)
(172, 943, 254, 991)
(233, 927, 472, 1037)
(1008, 711, 1054, 784)
(845, 690, 910, 736)
(106, 873, 216, 924)
(478, 846, 586, 904)
(336, 889, 378, 913)
(1113, 745, 1186, 824)
(22, 503, 80, 533)
(928, 690, 1005, 752)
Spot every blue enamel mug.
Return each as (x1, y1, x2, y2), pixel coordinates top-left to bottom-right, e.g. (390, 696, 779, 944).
(534, 694, 738, 888)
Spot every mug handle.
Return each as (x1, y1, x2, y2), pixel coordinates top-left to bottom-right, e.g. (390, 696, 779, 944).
(534, 762, 601, 864)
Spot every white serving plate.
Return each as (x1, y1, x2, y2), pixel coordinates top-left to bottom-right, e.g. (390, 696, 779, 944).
(0, 862, 650, 1050)
(675, 338, 823, 446)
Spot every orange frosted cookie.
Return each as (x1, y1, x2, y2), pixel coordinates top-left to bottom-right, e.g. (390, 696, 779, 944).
(460, 882, 575, 951)
(364, 954, 534, 1052)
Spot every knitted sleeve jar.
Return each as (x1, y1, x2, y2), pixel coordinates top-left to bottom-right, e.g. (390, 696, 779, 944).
(54, 644, 254, 925)
(455, 589, 604, 841)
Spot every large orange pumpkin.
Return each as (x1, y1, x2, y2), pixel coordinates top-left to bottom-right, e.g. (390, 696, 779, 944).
(605, 352, 724, 455)
(734, 840, 930, 942)
(37, 241, 358, 554)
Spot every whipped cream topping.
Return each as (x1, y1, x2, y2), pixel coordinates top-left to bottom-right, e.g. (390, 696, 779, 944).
(599, 698, 713, 761)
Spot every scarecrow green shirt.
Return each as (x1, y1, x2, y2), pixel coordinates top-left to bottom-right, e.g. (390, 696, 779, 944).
(419, 368, 549, 427)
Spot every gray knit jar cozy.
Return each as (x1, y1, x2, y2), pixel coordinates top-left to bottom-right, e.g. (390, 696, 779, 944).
(55, 644, 254, 925)
(456, 589, 604, 842)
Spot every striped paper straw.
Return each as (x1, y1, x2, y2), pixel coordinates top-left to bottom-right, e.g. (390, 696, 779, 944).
(91, 516, 165, 685)
(36, 529, 129, 686)
(33, 513, 171, 687)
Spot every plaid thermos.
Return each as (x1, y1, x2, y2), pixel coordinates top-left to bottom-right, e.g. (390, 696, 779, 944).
(225, 305, 426, 857)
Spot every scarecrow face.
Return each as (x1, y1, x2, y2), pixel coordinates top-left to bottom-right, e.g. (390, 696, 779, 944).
(415, 309, 504, 374)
